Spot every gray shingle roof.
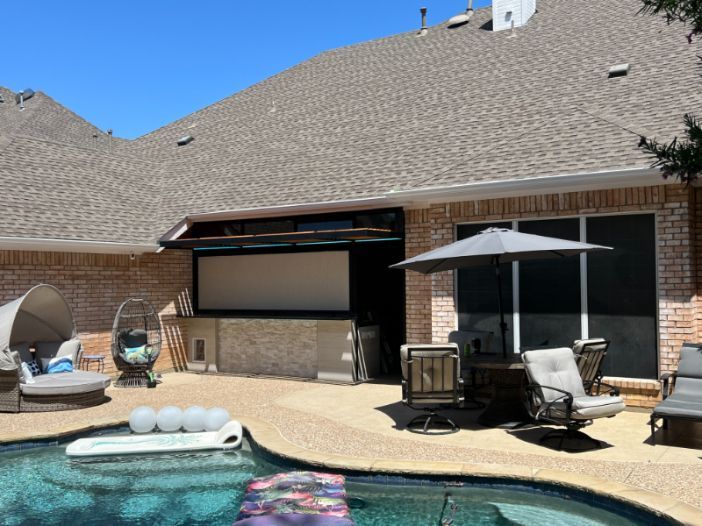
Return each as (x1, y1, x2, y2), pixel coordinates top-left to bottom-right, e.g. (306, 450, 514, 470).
(1, 0, 701, 245)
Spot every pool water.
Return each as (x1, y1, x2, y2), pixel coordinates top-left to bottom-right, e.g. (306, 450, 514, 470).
(0, 441, 660, 526)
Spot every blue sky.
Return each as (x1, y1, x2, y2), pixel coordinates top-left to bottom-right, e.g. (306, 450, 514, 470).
(4, 1, 489, 139)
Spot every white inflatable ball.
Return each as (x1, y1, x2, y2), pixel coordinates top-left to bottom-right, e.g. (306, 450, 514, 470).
(129, 406, 156, 434)
(204, 407, 230, 431)
(156, 406, 183, 432)
(182, 405, 207, 432)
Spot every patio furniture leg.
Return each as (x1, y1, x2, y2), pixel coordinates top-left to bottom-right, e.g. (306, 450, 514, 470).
(407, 410, 459, 435)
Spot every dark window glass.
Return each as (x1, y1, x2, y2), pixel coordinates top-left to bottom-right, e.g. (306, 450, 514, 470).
(518, 219, 582, 349)
(244, 221, 294, 235)
(355, 212, 400, 231)
(193, 339, 206, 362)
(587, 214, 657, 379)
(297, 220, 353, 232)
(456, 222, 513, 354)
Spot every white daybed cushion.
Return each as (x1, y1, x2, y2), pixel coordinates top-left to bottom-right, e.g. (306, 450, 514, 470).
(19, 370, 110, 396)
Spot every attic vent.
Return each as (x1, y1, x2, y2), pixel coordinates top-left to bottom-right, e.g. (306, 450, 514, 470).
(447, 0, 474, 28)
(0, 94, 4, 103)
(177, 135, 194, 146)
(608, 63, 630, 78)
(15, 88, 35, 110)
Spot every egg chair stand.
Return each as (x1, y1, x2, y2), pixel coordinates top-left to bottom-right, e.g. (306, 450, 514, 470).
(111, 299, 162, 388)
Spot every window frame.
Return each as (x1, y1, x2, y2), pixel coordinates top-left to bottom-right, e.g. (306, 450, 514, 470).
(453, 211, 660, 378)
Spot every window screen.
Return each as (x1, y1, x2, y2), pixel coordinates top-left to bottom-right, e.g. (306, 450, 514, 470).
(518, 219, 582, 349)
(587, 214, 657, 379)
(456, 222, 513, 354)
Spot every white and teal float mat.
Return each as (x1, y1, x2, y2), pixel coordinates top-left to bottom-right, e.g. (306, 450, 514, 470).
(65, 420, 243, 457)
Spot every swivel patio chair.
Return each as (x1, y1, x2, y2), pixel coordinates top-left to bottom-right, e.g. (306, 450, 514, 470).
(572, 338, 616, 395)
(649, 342, 702, 444)
(111, 299, 162, 388)
(522, 347, 625, 450)
(400, 344, 464, 434)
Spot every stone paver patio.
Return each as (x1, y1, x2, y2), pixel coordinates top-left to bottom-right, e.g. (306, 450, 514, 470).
(1, 373, 701, 523)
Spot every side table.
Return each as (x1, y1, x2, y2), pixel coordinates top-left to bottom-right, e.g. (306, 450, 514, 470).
(80, 354, 105, 373)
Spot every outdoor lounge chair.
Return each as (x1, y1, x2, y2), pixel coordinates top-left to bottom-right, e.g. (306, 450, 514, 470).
(0, 284, 111, 413)
(111, 299, 162, 388)
(649, 343, 702, 445)
(400, 344, 464, 434)
(572, 338, 616, 395)
(522, 347, 625, 450)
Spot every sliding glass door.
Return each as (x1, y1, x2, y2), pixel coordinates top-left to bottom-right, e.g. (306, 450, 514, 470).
(518, 219, 582, 349)
(454, 214, 658, 378)
(456, 222, 513, 354)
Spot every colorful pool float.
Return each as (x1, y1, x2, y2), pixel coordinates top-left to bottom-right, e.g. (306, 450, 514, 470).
(234, 471, 355, 525)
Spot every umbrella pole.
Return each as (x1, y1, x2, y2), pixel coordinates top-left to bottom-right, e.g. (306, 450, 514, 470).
(494, 256, 508, 359)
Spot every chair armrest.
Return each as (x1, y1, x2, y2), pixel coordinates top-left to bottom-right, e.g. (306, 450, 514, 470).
(525, 383, 574, 420)
(660, 372, 676, 400)
(595, 381, 620, 397)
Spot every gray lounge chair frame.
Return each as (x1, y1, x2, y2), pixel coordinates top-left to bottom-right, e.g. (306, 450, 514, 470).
(401, 344, 464, 434)
(649, 342, 702, 444)
(522, 347, 625, 450)
(111, 299, 162, 388)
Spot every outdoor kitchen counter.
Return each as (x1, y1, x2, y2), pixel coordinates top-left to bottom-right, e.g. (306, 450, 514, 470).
(183, 315, 379, 383)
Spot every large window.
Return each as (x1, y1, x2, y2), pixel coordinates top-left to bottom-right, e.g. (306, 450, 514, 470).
(457, 222, 514, 354)
(456, 214, 658, 379)
(586, 215, 657, 378)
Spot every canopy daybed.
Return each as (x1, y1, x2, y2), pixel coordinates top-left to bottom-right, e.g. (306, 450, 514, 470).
(0, 284, 111, 412)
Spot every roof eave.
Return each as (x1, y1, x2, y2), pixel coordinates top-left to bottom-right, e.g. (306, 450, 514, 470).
(0, 237, 159, 255)
(385, 167, 668, 207)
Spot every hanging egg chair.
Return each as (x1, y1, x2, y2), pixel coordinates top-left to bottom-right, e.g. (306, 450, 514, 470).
(111, 298, 162, 388)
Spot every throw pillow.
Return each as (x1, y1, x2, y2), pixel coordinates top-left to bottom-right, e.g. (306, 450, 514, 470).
(124, 345, 149, 363)
(27, 360, 42, 376)
(35, 341, 63, 373)
(46, 355, 73, 374)
(57, 339, 81, 363)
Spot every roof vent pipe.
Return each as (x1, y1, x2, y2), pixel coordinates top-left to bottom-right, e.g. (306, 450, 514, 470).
(107, 129, 113, 153)
(448, 0, 474, 28)
(418, 7, 428, 36)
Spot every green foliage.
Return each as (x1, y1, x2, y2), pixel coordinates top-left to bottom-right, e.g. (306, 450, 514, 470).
(639, 0, 702, 34)
(638, 1, 702, 182)
(639, 114, 702, 183)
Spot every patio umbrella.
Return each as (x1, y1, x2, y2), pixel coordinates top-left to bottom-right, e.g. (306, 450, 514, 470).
(390, 227, 611, 358)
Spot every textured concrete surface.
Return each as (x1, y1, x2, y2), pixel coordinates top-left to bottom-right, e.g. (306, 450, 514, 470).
(1, 373, 701, 521)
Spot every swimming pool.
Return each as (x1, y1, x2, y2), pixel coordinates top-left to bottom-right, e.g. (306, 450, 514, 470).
(0, 434, 675, 526)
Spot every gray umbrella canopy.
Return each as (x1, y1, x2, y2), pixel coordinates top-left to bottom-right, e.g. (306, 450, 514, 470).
(391, 228, 611, 358)
(391, 227, 611, 274)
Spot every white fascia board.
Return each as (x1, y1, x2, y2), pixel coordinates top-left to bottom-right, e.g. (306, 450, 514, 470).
(0, 237, 159, 254)
(384, 167, 667, 207)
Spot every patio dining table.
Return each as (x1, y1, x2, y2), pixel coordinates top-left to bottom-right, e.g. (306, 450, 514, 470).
(464, 354, 532, 428)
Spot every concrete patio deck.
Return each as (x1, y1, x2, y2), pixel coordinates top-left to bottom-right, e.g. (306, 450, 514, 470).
(1, 372, 701, 523)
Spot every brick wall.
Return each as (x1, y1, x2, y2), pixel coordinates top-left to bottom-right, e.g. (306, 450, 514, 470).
(0, 249, 192, 375)
(404, 184, 698, 407)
